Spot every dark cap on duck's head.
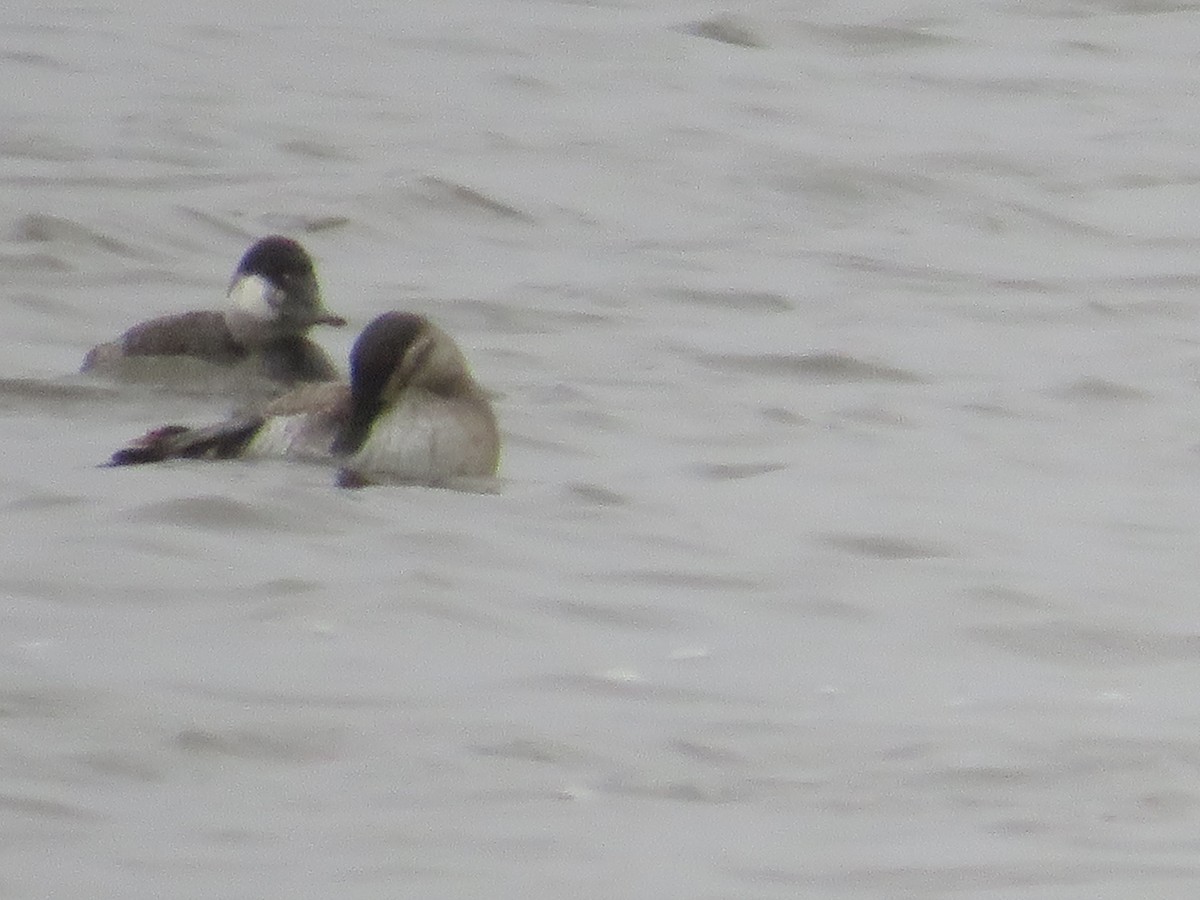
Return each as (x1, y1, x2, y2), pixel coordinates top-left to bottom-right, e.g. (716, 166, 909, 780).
(235, 235, 314, 280)
(332, 312, 429, 456)
(229, 236, 346, 330)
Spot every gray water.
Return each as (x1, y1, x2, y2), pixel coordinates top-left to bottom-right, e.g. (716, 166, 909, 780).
(3, 1, 1200, 897)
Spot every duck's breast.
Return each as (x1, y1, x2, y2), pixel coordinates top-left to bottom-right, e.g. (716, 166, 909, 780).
(351, 391, 499, 482)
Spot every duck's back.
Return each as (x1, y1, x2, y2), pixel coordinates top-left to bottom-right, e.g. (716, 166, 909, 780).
(82, 310, 243, 372)
(121, 310, 244, 360)
(82, 311, 341, 395)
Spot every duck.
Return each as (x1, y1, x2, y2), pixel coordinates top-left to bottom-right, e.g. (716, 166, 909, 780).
(82, 236, 346, 393)
(107, 312, 501, 487)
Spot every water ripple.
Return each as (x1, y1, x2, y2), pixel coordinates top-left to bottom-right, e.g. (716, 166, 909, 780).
(414, 176, 536, 224)
(821, 533, 952, 560)
(968, 622, 1200, 665)
(693, 350, 925, 383)
(124, 495, 330, 535)
(173, 724, 344, 764)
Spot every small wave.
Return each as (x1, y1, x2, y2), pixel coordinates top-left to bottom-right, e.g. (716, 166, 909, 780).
(0, 50, 74, 72)
(691, 461, 788, 480)
(683, 15, 765, 49)
(471, 738, 589, 765)
(566, 482, 629, 506)
(821, 533, 951, 560)
(732, 861, 1200, 893)
(530, 672, 724, 704)
(0, 132, 87, 161)
(601, 773, 754, 804)
(541, 598, 689, 631)
(0, 253, 71, 273)
(968, 621, 1200, 666)
(0, 377, 121, 411)
(8, 213, 144, 258)
(1045, 377, 1149, 403)
(661, 287, 792, 313)
(695, 350, 924, 384)
(123, 495, 329, 534)
(173, 723, 343, 764)
(591, 567, 760, 591)
(804, 22, 956, 54)
(276, 139, 353, 162)
(415, 177, 536, 224)
(0, 793, 103, 822)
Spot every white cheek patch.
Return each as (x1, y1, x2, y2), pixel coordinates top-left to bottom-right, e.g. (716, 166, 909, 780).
(227, 274, 281, 319)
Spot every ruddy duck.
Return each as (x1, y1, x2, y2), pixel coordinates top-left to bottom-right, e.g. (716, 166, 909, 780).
(82, 236, 346, 391)
(108, 312, 500, 486)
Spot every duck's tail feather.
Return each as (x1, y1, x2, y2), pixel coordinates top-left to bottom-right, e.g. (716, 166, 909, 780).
(107, 418, 263, 466)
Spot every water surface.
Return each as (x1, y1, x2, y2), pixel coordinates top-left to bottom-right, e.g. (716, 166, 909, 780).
(3, 1, 1200, 897)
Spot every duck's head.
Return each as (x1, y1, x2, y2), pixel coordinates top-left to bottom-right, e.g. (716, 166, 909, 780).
(224, 236, 346, 344)
(332, 312, 475, 456)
